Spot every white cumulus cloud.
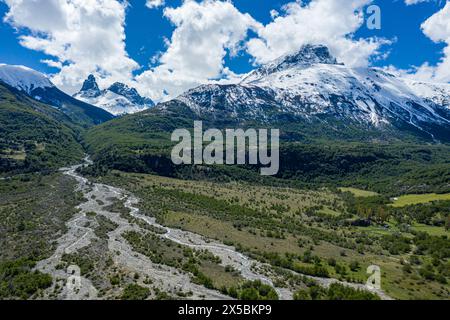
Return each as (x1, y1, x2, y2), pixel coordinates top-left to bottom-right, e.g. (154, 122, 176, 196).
(146, 0, 165, 9)
(404, 0, 432, 5)
(2, 0, 398, 100)
(3, 0, 139, 94)
(135, 0, 261, 101)
(403, 1, 450, 82)
(246, 0, 389, 68)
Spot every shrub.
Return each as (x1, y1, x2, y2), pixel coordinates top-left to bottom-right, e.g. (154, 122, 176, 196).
(238, 280, 278, 300)
(120, 284, 150, 300)
(0, 259, 52, 299)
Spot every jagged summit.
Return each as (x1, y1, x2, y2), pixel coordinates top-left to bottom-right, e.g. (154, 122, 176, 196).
(243, 44, 340, 83)
(79, 74, 101, 98)
(108, 82, 154, 106)
(272, 44, 339, 67)
(74, 75, 154, 116)
(108, 82, 133, 96)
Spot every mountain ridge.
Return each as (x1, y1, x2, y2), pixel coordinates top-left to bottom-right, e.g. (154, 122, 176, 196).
(74, 74, 154, 116)
(168, 44, 450, 141)
(242, 44, 341, 83)
(0, 81, 84, 173)
(0, 64, 53, 94)
(0, 64, 114, 127)
(81, 44, 450, 195)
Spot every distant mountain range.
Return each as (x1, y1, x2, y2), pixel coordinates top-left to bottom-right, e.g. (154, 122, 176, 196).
(0, 80, 84, 173)
(2, 44, 450, 140)
(171, 45, 450, 141)
(73, 74, 154, 116)
(79, 45, 450, 191)
(0, 64, 113, 127)
(1, 45, 450, 192)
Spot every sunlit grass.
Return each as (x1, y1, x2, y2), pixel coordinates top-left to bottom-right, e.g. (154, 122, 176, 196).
(390, 193, 450, 207)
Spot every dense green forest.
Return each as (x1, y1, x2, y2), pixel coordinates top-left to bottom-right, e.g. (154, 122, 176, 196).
(2, 85, 449, 218)
(84, 123, 450, 196)
(79, 101, 450, 196)
(0, 83, 84, 174)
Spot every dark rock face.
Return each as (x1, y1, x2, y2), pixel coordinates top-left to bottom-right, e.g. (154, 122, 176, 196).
(73, 75, 154, 115)
(243, 44, 341, 83)
(108, 82, 154, 106)
(79, 74, 101, 98)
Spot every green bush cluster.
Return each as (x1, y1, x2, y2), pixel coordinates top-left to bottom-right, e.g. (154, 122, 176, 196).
(293, 283, 380, 300)
(0, 259, 52, 299)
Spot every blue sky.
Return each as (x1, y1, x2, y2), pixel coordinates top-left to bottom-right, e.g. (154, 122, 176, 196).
(0, 0, 449, 100)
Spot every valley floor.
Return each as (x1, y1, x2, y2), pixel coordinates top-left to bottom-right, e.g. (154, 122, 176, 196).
(31, 159, 390, 300)
(1, 158, 448, 300)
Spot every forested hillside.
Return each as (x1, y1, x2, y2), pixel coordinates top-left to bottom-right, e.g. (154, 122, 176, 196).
(0, 83, 84, 174)
(84, 103, 450, 196)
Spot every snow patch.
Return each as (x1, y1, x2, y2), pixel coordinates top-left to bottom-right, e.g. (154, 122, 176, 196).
(0, 64, 53, 94)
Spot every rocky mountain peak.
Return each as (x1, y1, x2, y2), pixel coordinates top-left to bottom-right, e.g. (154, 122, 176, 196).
(242, 44, 340, 84)
(276, 44, 338, 68)
(108, 82, 138, 100)
(79, 74, 101, 98)
(74, 76, 154, 115)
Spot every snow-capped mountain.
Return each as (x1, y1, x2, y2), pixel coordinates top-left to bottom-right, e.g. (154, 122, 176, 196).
(0, 64, 53, 94)
(74, 75, 154, 116)
(0, 64, 114, 126)
(404, 80, 450, 110)
(77, 74, 101, 99)
(171, 44, 450, 141)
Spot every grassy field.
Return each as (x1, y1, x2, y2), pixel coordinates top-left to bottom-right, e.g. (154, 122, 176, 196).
(358, 219, 448, 238)
(95, 171, 449, 300)
(411, 223, 449, 237)
(126, 172, 344, 216)
(390, 193, 450, 207)
(0, 148, 26, 160)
